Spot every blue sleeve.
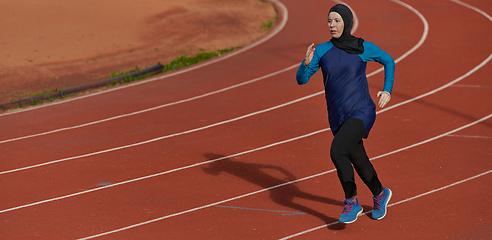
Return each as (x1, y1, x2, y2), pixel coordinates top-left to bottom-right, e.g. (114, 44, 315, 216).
(359, 41, 395, 94)
(296, 48, 321, 85)
(296, 42, 333, 85)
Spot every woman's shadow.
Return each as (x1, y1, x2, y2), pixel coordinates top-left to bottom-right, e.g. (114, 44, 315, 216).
(202, 153, 349, 230)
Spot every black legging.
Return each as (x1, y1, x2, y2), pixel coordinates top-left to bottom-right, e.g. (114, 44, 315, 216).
(330, 118, 383, 199)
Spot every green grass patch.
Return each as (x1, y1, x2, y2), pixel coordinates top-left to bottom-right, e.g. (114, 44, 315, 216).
(261, 17, 276, 32)
(162, 47, 236, 73)
(109, 66, 147, 85)
(109, 47, 237, 85)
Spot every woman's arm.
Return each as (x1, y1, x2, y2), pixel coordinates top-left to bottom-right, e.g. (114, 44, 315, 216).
(296, 43, 320, 85)
(360, 41, 395, 108)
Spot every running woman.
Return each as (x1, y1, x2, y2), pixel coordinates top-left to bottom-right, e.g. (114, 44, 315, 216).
(296, 4, 394, 224)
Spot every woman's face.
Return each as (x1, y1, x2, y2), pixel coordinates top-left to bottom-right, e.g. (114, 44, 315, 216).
(328, 12, 344, 38)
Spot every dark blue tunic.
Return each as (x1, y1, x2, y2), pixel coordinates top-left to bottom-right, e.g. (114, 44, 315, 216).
(296, 41, 395, 137)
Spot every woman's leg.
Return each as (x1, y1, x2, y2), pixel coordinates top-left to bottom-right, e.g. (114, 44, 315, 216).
(330, 118, 366, 199)
(330, 118, 383, 198)
(349, 139, 383, 196)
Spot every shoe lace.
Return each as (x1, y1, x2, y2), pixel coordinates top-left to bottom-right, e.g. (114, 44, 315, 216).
(342, 201, 355, 214)
(373, 197, 382, 211)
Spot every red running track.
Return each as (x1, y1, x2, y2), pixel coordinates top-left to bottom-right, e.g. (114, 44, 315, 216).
(0, 0, 491, 239)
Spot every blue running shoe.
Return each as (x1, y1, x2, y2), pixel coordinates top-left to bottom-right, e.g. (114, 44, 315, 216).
(339, 198, 363, 224)
(372, 187, 392, 220)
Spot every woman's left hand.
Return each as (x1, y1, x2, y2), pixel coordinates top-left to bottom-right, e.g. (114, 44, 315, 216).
(377, 91, 391, 108)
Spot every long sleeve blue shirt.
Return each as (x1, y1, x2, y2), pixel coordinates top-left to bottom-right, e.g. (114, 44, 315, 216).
(296, 41, 395, 137)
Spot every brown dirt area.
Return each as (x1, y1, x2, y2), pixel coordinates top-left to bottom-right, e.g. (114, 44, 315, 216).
(0, 0, 276, 103)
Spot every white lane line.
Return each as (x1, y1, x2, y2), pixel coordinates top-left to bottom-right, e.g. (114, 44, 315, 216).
(0, 0, 289, 117)
(279, 169, 492, 240)
(451, 0, 492, 22)
(447, 134, 492, 139)
(451, 84, 492, 88)
(368, 113, 492, 161)
(76, 113, 492, 240)
(365, 0, 430, 78)
(0, 0, 429, 175)
(391, 0, 429, 63)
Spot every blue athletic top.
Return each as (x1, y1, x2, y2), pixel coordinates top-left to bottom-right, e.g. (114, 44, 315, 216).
(296, 41, 395, 137)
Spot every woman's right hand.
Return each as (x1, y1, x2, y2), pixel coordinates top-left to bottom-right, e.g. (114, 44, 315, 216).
(304, 43, 315, 66)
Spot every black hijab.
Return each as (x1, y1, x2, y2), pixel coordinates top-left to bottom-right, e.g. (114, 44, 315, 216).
(329, 4, 364, 54)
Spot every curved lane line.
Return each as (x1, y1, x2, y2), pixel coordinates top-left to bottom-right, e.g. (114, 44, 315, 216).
(368, 0, 429, 78)
(0, 0, 289, 117)
(0, 0, 429, 176)
(76, 113, 492, 240)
